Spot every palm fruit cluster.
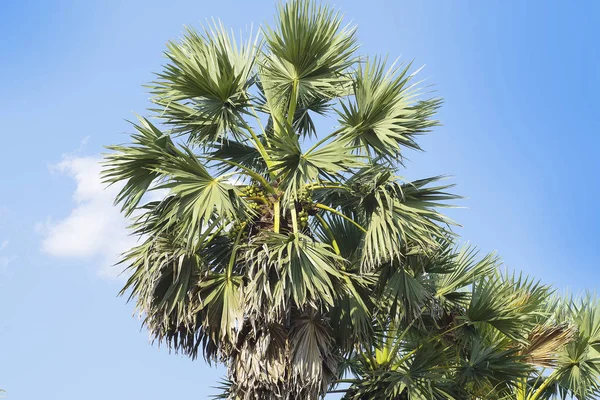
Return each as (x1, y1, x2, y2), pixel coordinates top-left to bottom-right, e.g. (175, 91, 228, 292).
(242, 183, 265, 199)
(242, 183, 265, 214)
(226, 183, 267, 239)
(298, 209, 310, 228)
(298, 187, 312, 203)
(227, 219, 247, 240)
(297, 187, 313, 229)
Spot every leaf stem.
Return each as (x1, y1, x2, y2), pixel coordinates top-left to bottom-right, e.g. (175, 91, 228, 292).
(248, 105, 270, 147)
(243, 196, 268, 205)
(273, 201, 281, 233)
(529, 370, 559, 400)
(241, 119, 274, 172)
(314, 203, 366, 233)
(315, 214, 341, 256)
(287, 79, 299, 126)
(227, 221, 247, 279)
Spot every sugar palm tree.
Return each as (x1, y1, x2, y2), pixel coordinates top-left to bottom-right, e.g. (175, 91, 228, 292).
(103, 1, 452, 398)
(340, 268, 600, 400)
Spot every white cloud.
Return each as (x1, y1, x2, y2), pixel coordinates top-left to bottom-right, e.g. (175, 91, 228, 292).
(39, 156, 138, 278)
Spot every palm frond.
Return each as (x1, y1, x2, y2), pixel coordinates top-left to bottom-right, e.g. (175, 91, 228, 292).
(248, 232, 345, 309)
(359, 173, 458, 270)
(523, 322, 575, 368)
(157, 146, 251, 230)
(268, 130, 362, 203)
(328, 271, 375, 348)
(293, 96, 332, 137)
(467, 274, 550, 342)
(150, 22, 258, 144)
(118, 234, 207, 357)
(456, 339, 531, 393)
(377, 261, 431, 321)
(102, 116, 175, 216)
(337, 57, 441, 159)
(260, 0, 357, 124)
(433, 246, 499, 309)
(552, 296, 600, 399)
(210, 139, 268, 175)
(289, 309, 339, 395)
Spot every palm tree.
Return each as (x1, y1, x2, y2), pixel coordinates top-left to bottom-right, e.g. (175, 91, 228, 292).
(103, 0, 453, 398)
(340, 268, 600, 400)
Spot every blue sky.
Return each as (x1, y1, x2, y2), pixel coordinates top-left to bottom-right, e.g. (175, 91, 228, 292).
(1, 0, 598, 398)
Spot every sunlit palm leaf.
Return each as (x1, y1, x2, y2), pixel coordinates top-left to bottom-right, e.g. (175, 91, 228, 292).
(157, 146, 250, 227)
(359, 174, 458, 270)
(248, 232, 345, 308)
(103, 116, 176, 216)
(150, 22, 258, 143)
(552, 297, 600, 399)
(467, 274, 549, 342)
(337, 57, 442, 159)
(456, 339, 531, 392)
(433, 246, 499, 309)
(260, 0, 357, 124)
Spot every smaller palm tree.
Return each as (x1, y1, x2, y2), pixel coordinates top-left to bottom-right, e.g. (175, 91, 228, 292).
(339, 268, 600, 400)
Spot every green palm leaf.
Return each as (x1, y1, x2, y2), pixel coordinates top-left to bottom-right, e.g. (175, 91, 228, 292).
(467, 274, 550, 342)
(157, 146, 250, 226)
(150, 22, 258, 144)
(103, 116, 176, 216)
(337, 58, 442, 159)
(260, 0, 357, 125)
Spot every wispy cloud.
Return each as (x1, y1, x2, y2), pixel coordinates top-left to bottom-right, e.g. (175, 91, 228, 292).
(38, 156, 138, 279)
